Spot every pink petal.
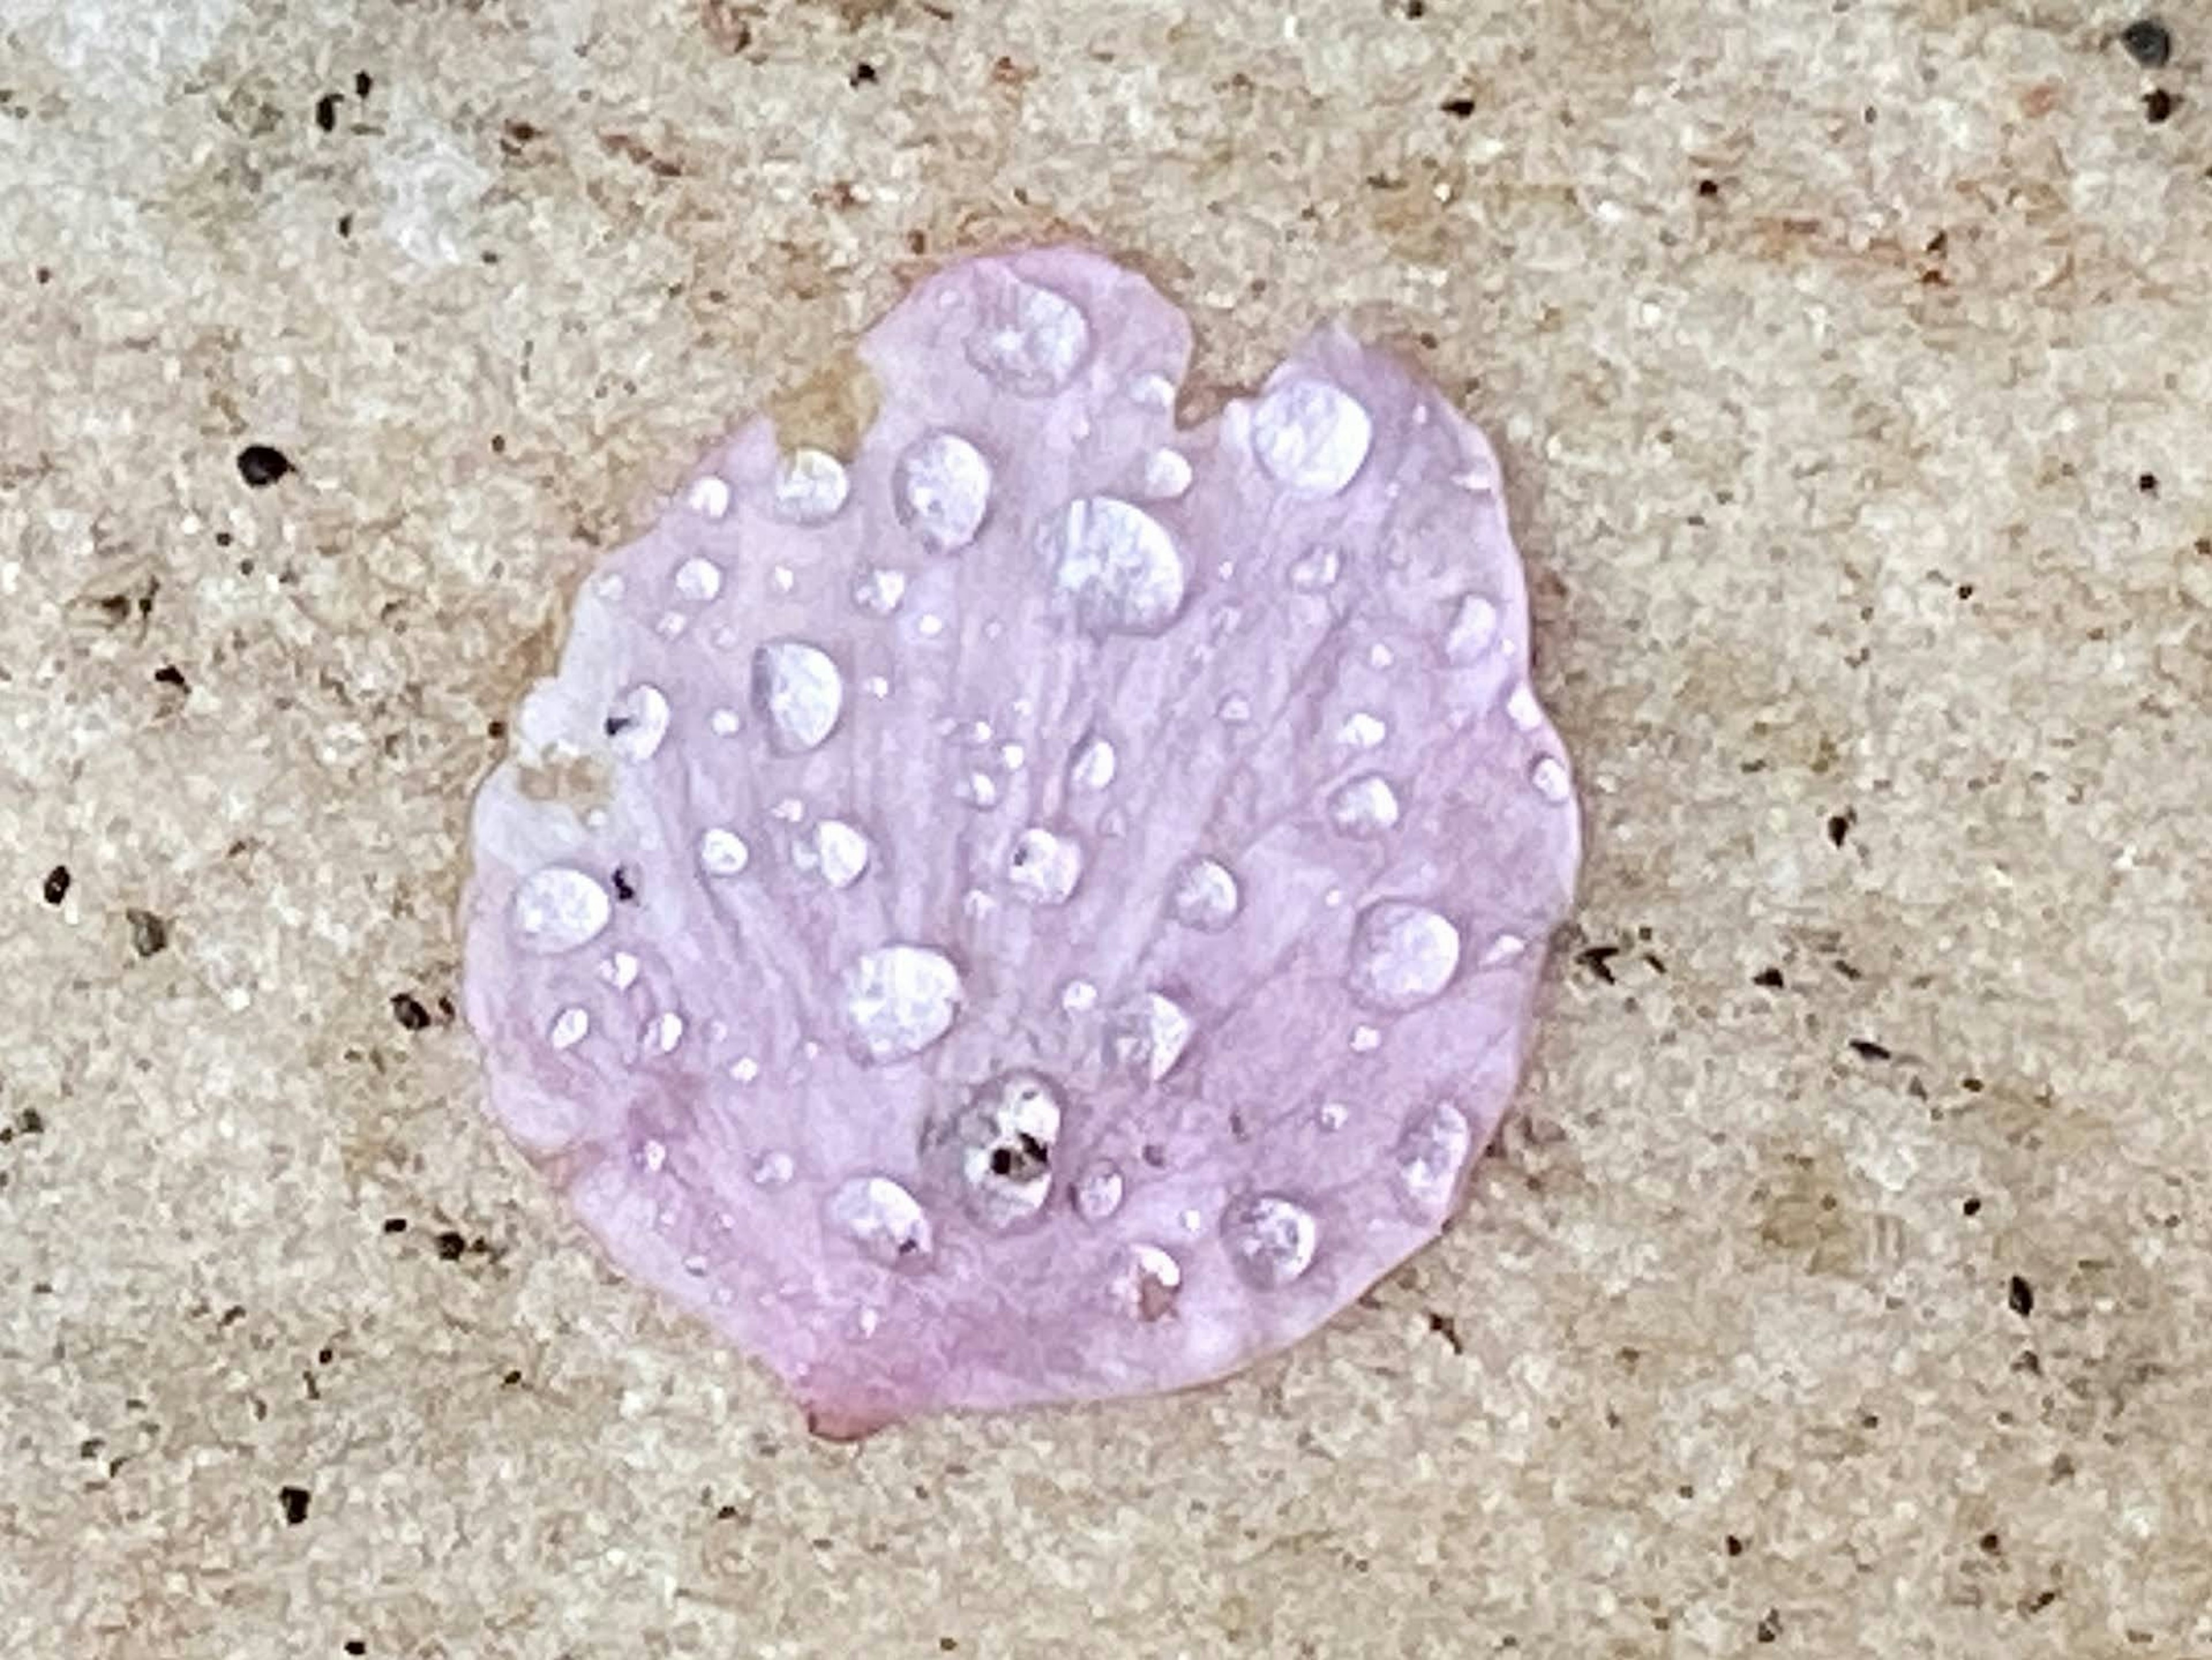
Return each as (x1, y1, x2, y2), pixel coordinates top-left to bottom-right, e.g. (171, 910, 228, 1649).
(460, 245, 1581, 1438)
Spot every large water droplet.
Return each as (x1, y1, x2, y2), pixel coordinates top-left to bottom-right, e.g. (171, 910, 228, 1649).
(1074, 1159, 1124, 1221)
(1221, 1193, 1320, 1288)
(841, 944, 963, 1063)
(827, 1175, 934, 1268)
(1251, 378, 1372, 496)
(510, 867, 612, 954)
(751, 640, 844, 754)
(1328, 774, 1402, 835)
(604, 683, 671, 762)
(1043, 497, 1187, 637)
(966, 268, 1090, 394)
(1141, 447, 1192, 499)
(1349, 902, 1463, 1011)
(1111, 1243, 1183, 1321)
(1008, 827, 1084, 905)
(922, 1070, 1063, 1233)
(1105, 992, 1194, 1082)
(688, 827, 746, 879)
(893, 430, 993, 554)
(773, 448, 850, 523)
(673, 557, 723, 603)
(1395, 1101, 1474, 1216)
(1169, 856, 1241, 931)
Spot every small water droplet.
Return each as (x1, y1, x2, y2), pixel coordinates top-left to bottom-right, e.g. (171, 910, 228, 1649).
(604, 684, 671, 762)
(639, 1138, 668, 1173)
(923, 1070, 1063, 1232)
(1169, 856, 1241, 931)
(966, 267, 1090, 394)
(1531, 757, 1572, 802)
(547, 1007, 590, 1050)
(1251, 378, 1372, 496)
(1350, 1024, 1382, 1053)
(1070, 735, 1118, 792)
(893, 430, 994, 553)
(1317, 1099, 1350, 1132)
(1112, 1243, 1183, 1320)
(810, 819, 870, 888)
(1339, 711, 1387, 750)
(826, 1175, 934, 1267)
(1221, 1193, 1320, 1288)
(1105, 992, 1194, 1082)
(1142, 447, 1193, 498)
(599, 951, 639, 990)
(999, 742, 1027, 772)
(841, 944, 963, 1063)
(1059, 978, 1099, 1015)
(1217, 693, 1253, 725)
(1127, 373, 1177, 409)
(645, 1011, 684, 1054)
(709, 708, 741, 737)
(853, 566, 908, 616)
(1505, 685, 1541, 731)
(729, 1056, 761, 1083)
(1368, 643, 1396, 670)
(956, 770, 1000, 810)
(1479, 932, 1528, 967)
(770, 797, 805, 824)
(1395, 1101, 1474, 1215)
(1074, 1159, 1124, 1221)
(1446, 595, 1499, 661)
(1008, 827, 1084, 905)
(1328, 774, 1402, 836)
(773, 448, 850, 523)
(698, 827, 752, 878)
(1287, 546, 1342, 591)
(655, 610, 688, 640)
(751, 1148, 794, 1188)
(1043, 497, 1187, 637)
(673, 557, 723, 603)
(510, 867, 612, 954)
(751, 640, 844, 754)
(685, 475, 732, 519)
(1349, 902, 1463, 1011)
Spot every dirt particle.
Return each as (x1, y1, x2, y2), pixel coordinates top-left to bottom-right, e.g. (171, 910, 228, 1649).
(126, 907, 170, 957)
(1825, 810, 1854, 848)
(2120, 18, 2172, 67)
(2008, 1274, 2035, 1316)
(389, 992, 432, 1031)
(42, 865, 70, 905)
(2143, 87, 2177, 124)
(278, 1485, 312, 1525)
(1752, 966, 1785, 989)
(236, 444, 293, 487)
(1439, 96, 1475, 118)
(2137, 471, 2158, 494)
(315, 92, 341, 131)
(434, 1230, 468, 1261)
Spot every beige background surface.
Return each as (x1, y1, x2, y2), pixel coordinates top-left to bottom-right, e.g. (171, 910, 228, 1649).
(5, 0, 2209, 1654)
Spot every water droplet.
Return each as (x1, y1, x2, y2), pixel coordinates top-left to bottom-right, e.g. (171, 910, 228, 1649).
(810, 819, 870, 888)
(1251, 377, 1372, 496)
(1531, 757, 1572, 803)
(1074, 1159, 1124, 1220)
(1105, 992, 1194, 1082)
(967, 268, 1090, 394)
(826, 1175, 934, 1268)
(1328, 774, 1402, 835)
(599, 951, 639, 990)
(1350, 1024, 1382, 1053)
(1446, 595, 1499, 661)
(853, 566, 908, 616)
(1070, 735, 1118, 792)
(645, 1011, 684, 1054)
(1221, 1193, 1320, 1288)
(510, 867, 612, 954)
(1112, 1243, 1183, 1321)
(1505, 685, 1541, 731)
(1368, 642, 1396, 670)
(729, 1056, 760, 1083)
(673, 557, 722, 603)
(1127, 372, 1177, 409)
(893, 430, 993, 553)
(1349, 902, 1463, 1011)
(1339, 711, 1388, 750)
(698, 827, 751, 878)
(655, 610, 688, 640)
(1287, 546, 1342, 591)
(751, 640, 844, 754)
(773, 448, 850, 523)
(685, 475, 732, 519)
(1169, 856, 1241, 931)
(1059, 978, 1099, 1015)
(1317, 1099, 1350, 1132)
(841, 944, 963, 1063)
(709, 708, 741, 737)
(956, 770, 1000, 810)
(1395, 1101, 1474, 1215)
(1008, 827, 1084, 905)
(1043, 497, 1187, 637)
(1217, 693, 1253, 725)
(639, 1139, 668, 1173)
(1479, 932, 1528, 967)
(547, 1007, 590, 1050)
(770, 797, 805, 824)
(751, 1149, 794, 1188)
(604, 684, 671, 762)
(1142, 447, 1192, 498)
(923, 1070, 1063, 1232)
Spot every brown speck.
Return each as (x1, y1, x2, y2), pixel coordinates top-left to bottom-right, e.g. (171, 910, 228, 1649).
(42, 865, 70, 905)
(1576, 943, 1622, 984)
(1695, 177, 1719, 197)
(700, 0, 754, 52)
(2137, 471, 2158, 494)
(434, 1230, 467, 1261)
(2008, 1274, 2035, 1316)
(1849, 1038, 1892, 1062)
(389, 992, 432, 1032)
(153, 663, 188, 689)
(1426, 1310, 1465, 1354)
(2019, 81, 2061, 118)
(1752, 966, 1785, 989)
(354, 71, 374, 97)
(236, 444, 292, 487)
(2144, 87, 2177, 124)
(126, 907, 169, 957)
(315, 92, 342, 132)
(1825, 811, 1853, 848)
(850, 61, 878, 86)
(278, 1485, 312, 1525)
(1440, 96, 1475, 118)
(1755, 1610, 1781, 1643)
